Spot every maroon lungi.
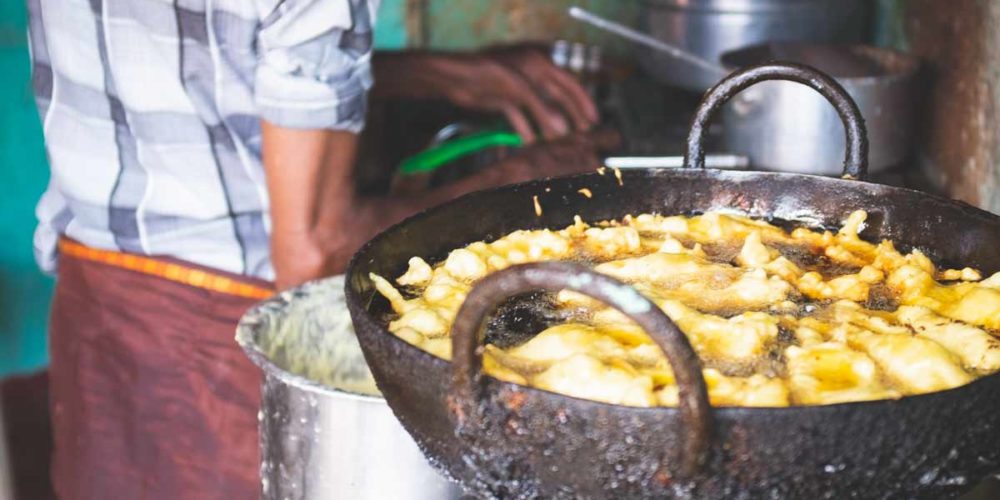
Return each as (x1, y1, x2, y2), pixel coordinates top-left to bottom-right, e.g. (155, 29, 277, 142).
(48, 240, 273, 499)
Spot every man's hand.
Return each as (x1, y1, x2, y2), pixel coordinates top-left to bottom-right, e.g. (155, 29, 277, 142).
(372, 48, 598, 143)
(486, 45, 598, 133)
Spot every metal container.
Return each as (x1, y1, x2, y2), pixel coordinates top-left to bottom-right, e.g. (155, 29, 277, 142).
(720, 43, 920, 175)
(638, 0, 869, 90)
(236, 276, 463, 500)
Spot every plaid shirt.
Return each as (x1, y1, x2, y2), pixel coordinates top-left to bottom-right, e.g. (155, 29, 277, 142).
(27, 0, 378, 279)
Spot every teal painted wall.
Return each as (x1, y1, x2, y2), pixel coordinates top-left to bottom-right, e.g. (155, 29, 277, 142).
(373, 0, 638, 54)
(423, 0, 636, 54)
(1, 0, 53, 377)
(374, 0, 408, 49)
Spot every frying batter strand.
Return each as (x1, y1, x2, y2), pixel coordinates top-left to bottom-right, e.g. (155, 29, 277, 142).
(372, 210, 1000, 407)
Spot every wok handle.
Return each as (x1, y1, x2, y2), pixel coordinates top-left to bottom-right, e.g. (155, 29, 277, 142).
(448, 262, 712, 476)
(684, 62, 870, 180)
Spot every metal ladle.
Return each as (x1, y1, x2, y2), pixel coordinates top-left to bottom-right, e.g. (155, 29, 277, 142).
(568, 6, 728, 79)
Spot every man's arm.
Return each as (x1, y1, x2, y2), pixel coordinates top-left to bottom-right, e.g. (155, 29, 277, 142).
(263, 121, 617, 290)
(252, 0, 375, 288)
(262, 124, 359, 290)
(254, 1, 613, 289)
(371, 49, 598, 143)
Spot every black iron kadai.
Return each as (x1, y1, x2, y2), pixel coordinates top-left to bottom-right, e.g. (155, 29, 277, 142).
(345, 63, 1000, 499)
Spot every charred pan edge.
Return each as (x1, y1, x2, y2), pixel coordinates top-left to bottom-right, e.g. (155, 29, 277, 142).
(345, 168, 1000, 498)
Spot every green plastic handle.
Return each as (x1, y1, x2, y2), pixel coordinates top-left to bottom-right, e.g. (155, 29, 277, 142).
(398, 130, 523, 176)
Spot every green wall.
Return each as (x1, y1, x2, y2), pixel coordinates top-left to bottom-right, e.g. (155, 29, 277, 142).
(375, 0, 408, 49)
(375, 0, 637, 54)
(423, 0, 636, 54)
(1, 0, 52, 377)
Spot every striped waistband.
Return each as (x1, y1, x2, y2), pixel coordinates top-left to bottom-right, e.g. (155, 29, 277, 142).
(58, 239, 274, 300)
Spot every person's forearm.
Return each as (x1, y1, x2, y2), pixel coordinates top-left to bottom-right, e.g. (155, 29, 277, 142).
(321, 166, 518, 267)
(370, 51, 462, 100)
(262, 119, 512, 289)
(343, 128, 616, 249)
(372, 48, 595, 142)
(352, 165, 512, 234)
(263, 119, 613, 289)
(262, 121, 360, 289)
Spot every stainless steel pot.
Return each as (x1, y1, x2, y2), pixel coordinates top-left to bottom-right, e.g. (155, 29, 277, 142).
(720, 43, 920, 175)
(638, 0, 869, 90)
(236, 276, 463, 500)
(572, 7, 919, 176)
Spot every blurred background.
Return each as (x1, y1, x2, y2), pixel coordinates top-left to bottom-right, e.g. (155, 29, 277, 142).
(1, 0, 999, 498)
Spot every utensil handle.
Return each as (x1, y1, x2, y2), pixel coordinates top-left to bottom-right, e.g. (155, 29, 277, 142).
(448, 262, 711, 476)
(684, 62, 870, 180)
(568, 6, 724, 74)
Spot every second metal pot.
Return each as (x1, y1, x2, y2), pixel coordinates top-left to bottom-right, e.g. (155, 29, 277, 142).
(638, 0, 869, 91)
(720, 43, 920, 175)
(236, 276, 463, 500)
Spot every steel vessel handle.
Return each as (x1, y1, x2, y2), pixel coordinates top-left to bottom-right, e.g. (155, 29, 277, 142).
(448, 262, 711, 476)
(684, 62, 870, 180)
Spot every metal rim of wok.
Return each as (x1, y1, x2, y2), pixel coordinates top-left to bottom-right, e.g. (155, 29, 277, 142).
(345, 63, 1000, 497)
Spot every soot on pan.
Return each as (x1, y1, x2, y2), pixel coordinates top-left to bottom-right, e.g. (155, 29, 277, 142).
(484, 292, 567, 349)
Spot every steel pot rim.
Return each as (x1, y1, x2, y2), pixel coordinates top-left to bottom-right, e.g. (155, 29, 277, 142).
(720, 43, 921, 88)
(237, 277, 385, 404)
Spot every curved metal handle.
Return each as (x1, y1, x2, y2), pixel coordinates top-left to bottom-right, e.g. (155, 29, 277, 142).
(448, 262, 711, 476)
(684, 62, 870, 180)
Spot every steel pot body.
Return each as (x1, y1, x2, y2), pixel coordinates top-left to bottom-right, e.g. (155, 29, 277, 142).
(236, 276, 462, 500)
(638, 0, 868, 90)
(720, 44, 920, 174)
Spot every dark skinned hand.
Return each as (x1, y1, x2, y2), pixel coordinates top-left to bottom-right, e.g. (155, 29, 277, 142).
(371, 48, 599, 143)
(485, 44, 599, 134)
